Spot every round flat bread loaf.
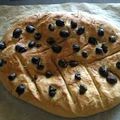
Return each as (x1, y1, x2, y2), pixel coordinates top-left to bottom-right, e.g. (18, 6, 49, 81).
(0, 12, 120, 118)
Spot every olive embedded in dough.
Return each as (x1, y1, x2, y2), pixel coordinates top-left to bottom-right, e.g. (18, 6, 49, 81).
(58, 59, 68, 68)
(49, 85, 57, 97)
(51, 44, 62, 53)
(95, 47, 103, 54)
(13, 28, 22, 38)
(16, 84, 26, 96)
(79, 85, 87, 95)
(48, 23, 55, 31)
(0, 59, 6, 67)
(0, 41, 6, 50)
(28, 40, 36, 48)
(101, 44, 108, 53)
(98, 66, 108, 78)
(72, 44, 80, 52)
(81, 51, 88, 58)
(8, 73, 16, 81)
(26, 25, 35, 33)
(69, 60, 79, 67)
(45, 71, 53, 78)
(59, 30, 70, 38)
(15, 44, 27, 53)
(106, 74, 117, 85)
(31, 56, 40, 65)
(116, 61, 120, 69)
(98, 28, 104, 36)
(109, 35, 117, 43)
(75, 72, 81, 80)
(71, 20, 77, 29)
(88, 37, 97, 45)
(56, 19, 64, 27)
(47, 37, 56, 45)
(34, 32, 42, 40)
(76, 26, 85, 35)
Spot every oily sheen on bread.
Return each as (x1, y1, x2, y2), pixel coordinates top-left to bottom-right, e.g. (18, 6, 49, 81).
(0, 12, 120, 118)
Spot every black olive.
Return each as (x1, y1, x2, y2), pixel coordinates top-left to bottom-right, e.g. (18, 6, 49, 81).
(51, 44, 62, 53)
(26, 25, 35, 33)
(98, 66, 108, 78)
(13, 28, 22, 38)
(88, 37, 97, 45)
(8, 73, 16, 81)
(58, 59, 68, 68)
(81, 51, 88, 58)
(69, 60, 79, 67)
(79, 85, 87, 95)
(71, 21, 77, 29)
(75, 72, 81, 80)
(34, 32, 41, 40)
(47, 37, 56, 45)
(109, 35, 117, 43)
(28, 40, 36, 48)
(95, 47, 103, 54)
(106, 74, 117, 85)
(49, 85, 57, 97)
(37, 63, 44, 70)
(116, 61, 120, 69)
(56, 19, 64, 27)
(98, 28, 104, 36)
(16, 84, 26, 96)
(0, 59, 6, 67)
(45, 71, 53, 78)
(31, 56, 40, 65)
(101, 44, 108, 53)
(72, 44, 80, 52)
(0, 41, 6, 50)
(59, 30, 70, 38)
(15, 45, 27, 53)
(76, 26, 85, 35)
(48, 24, 55, 31)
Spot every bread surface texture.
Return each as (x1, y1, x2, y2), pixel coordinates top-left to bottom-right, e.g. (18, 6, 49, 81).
(0, 12, 120, 118)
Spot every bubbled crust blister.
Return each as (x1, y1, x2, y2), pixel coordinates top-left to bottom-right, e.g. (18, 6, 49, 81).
(1, 12, 120, 118)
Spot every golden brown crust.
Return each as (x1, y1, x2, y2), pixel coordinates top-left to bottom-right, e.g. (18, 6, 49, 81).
(87, 52, 120, 110)
(54, 54, 104, 116)
(0, 46, 78, 117)
(1, 12, 120, 118)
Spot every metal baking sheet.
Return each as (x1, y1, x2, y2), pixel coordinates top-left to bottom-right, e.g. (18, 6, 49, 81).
(0, 3, 120, 120)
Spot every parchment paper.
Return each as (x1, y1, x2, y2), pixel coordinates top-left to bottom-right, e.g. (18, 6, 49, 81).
(0, 3, 120, 120)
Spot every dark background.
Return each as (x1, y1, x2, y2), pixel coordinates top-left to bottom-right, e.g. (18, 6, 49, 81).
(0, 0, 120, 5)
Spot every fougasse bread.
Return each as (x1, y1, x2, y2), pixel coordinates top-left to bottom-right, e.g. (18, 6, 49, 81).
(0, 12, 120, 118)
